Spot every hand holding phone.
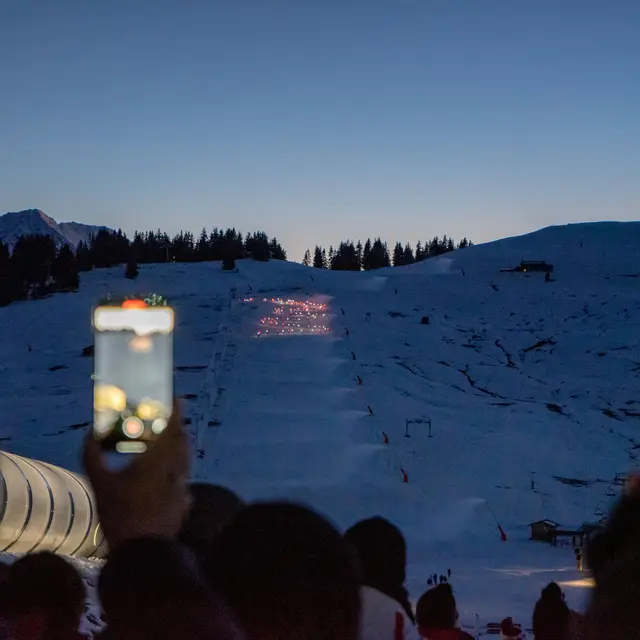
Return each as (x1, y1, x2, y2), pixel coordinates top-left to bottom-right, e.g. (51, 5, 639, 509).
(84, 400, 191, 546)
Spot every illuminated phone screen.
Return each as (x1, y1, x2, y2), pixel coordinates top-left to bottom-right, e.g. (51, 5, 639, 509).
(93, 298, 174, 453)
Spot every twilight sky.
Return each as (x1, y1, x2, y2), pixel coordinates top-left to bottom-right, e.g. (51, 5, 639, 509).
(1, 0, 638, 260)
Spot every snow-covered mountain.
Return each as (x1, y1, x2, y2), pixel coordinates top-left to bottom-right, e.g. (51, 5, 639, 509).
(58, 221, 110, 249)
(0, 209, 110, 250)
(1, 220, 639, 629)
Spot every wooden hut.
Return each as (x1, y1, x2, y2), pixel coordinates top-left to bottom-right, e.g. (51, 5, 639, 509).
(529, 520, 559, 543)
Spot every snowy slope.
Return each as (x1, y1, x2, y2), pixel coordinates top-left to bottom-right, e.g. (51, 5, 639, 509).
(1, 221, 639, 631)
(401, 221, 640, 278)
(0, 209, 109, 249)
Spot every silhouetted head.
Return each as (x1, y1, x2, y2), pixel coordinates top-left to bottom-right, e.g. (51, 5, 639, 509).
(6, 552, 85, 640)
(533, 582, 570, 640)
(344, 516, 406, 588)
(178, 482, 245, 564)
(586, 487, 640, 640)
(209, 501, 361, 640)
(99, 538, 243, 640)
(343, 516, 414, 621)
(541, 582, 563, 601)
(416, 584, 457, 631)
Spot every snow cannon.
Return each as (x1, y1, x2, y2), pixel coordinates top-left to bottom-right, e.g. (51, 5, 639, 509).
(0, 450, 106, 558)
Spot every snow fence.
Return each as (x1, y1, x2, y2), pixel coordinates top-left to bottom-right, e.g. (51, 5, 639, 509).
(0, 450, 105, 557)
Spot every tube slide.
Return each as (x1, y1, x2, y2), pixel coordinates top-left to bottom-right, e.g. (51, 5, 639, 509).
(0, 450, 106, 558)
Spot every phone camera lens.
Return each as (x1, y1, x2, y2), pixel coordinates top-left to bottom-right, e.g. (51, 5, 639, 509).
(122, 416, 144, 439)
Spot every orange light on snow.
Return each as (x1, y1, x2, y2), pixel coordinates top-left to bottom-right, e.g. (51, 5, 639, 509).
(122, 299, 147, 309)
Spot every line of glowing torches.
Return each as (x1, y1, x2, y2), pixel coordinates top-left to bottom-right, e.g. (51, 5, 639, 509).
(256, 298, 330, 337)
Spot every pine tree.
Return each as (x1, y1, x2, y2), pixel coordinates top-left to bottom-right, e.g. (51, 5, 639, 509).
(12, 234, 57, 293)
(382, 241, 391, 268)
(75, 241, 93, 271)
(0, 240, 20, 305)
(356, 241, 363, 270)
(369, 238, 390, 270)
(235, 231, 245, 259)
(362, 239, 372, 270)
(303, 249, 311, 266)
(429, 236, 440, 257)
(392, 242, 404, 267)
(53, 245, 80, 290)
(269, 237, 286, 261)
(222, 253, 236, 271)
(331, 242, 360, 271)
(125, 259, 139, 279)
(415, 240, 423, 262)
(312, 246, 324, 269)
(91, 229, 130, 268)
(403, 242, 415, 265)
(321, 248, 328, 269)
(197, 228, 209, 261)
(247, 232, 270, 261)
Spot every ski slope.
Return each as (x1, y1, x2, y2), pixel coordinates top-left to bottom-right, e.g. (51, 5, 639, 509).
(1, 221, 639, 631)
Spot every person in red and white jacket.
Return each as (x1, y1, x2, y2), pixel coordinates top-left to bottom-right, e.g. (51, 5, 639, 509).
(359, 584, 414, 640)
(344, 517, 416, 640)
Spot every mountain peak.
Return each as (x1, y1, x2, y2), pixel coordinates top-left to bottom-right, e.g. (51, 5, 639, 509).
(0, 209, 111, 250)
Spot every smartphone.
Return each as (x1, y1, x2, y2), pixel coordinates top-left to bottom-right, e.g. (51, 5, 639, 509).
(92, 295, 174, 453)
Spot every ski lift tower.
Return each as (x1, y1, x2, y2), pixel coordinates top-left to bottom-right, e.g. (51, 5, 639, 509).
(160, 242, 171, 263)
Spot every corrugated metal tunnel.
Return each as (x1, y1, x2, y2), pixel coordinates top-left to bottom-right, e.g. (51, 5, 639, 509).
(0, 450, 106, 557)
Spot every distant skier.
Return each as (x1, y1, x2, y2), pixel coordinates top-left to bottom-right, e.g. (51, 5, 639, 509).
(356, 375, 363, 385)
(575, 548, 583, 571)
(365, 312, 371, 322)
(545, 272, 551, 283)
(345, 327, 349, 336)
(341, 307, 345, 315)
(394, 287, 398, 295)
(447, 568, 451, 578)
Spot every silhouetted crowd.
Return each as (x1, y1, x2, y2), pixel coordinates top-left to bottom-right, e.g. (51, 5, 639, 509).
(0, 405, 638, 640)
